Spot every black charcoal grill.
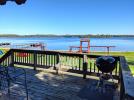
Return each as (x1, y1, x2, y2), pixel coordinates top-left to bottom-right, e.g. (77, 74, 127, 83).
(96, 56, 116, 73)
(95, 56, 117, 93)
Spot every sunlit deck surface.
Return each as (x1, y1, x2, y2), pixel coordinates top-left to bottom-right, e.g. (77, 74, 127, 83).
(0, 66, 119, 100)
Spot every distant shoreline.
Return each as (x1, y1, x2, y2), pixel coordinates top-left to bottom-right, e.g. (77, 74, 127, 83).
(0, 34, 134, 38)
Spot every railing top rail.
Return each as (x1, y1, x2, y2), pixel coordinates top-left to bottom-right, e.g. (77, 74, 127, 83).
(11, 49, 59, 54)
(119, 56, 134, 99)
(86, 54, 120, 60)
(11, 49, 120, 59)
(59, 52, 84, 57)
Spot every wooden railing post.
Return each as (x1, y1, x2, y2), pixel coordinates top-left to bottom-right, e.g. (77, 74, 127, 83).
(34, 51, 37, 70)
(54, 53, 61, 74)
(11, 50, 14, 67)
(119, 56, 134, 100)
(57, 53, 60, 64)
(83, 55, 88, 79)
(119, 66, 125, 100)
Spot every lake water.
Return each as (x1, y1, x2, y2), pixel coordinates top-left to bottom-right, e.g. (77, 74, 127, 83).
(0, 37, 134, 51)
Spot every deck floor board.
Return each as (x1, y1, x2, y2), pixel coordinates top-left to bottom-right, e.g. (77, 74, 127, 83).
(0, 66, 119, 100)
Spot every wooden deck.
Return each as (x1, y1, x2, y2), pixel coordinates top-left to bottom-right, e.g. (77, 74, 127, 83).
(1, 49, 133, 100)
(0, 66, 119, 100)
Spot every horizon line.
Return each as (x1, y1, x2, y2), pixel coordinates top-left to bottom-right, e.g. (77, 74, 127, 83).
(0, 33, 134, 36)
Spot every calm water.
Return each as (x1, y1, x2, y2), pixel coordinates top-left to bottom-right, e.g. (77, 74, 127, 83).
(0, 37, 134, 51)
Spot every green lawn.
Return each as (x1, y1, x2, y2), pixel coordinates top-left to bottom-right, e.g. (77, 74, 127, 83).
(90, 52, 134, 74)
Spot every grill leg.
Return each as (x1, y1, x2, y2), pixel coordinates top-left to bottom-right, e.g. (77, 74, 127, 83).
(96, 73, 115, 94)
(96, 74, 105, 93)
(110, 74, 114, 83)
(97, 74, 104, 87)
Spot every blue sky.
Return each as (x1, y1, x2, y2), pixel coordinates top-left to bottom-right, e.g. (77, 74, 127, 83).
(0, 0, 134, 35)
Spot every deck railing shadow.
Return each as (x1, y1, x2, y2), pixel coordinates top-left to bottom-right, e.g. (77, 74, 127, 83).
(9, 65, 102, 100)
(0, 49, 134, 100)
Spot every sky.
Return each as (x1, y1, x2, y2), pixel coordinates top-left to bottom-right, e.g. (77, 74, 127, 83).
(0, 0, 134, 35)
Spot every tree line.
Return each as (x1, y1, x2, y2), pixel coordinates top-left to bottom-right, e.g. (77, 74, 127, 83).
(0, 34, 134, 38)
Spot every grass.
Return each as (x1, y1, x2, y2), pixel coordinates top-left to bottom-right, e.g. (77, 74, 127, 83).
(90, 52, 134, 74)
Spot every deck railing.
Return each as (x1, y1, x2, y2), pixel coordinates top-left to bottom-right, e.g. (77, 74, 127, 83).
(12, 49, 59, 70)
(119, 56, 134, 100)
(0, 49, 13, 66)
(0, 49, 133, 100)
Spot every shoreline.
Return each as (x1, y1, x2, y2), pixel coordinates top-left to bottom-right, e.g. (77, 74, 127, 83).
(0, 48, 134, 52)
(0, 35, 134, 38)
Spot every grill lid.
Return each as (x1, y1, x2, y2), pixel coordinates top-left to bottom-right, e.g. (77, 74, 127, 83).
(96, 56, 116, 73)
